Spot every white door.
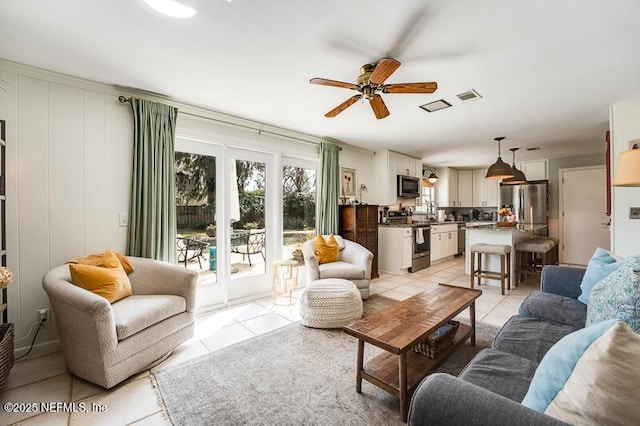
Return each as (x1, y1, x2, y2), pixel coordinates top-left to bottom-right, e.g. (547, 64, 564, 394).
(560, 166, 610, 265)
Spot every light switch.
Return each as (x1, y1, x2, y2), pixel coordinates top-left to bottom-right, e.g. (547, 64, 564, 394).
(119, 212, 129, 227)
(630, 207, 640, 219)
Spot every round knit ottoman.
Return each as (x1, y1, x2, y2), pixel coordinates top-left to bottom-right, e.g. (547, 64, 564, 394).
(299, 278, 363, 329)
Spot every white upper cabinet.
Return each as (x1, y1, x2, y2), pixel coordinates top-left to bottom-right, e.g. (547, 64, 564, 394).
(371, 150, 422, 206)
(436, 167, 458, 207)
(520, 160, 548, 181)
(458, 170, 473, 207)
(396, 153, 418, 177)
(472, 168, 499, 207)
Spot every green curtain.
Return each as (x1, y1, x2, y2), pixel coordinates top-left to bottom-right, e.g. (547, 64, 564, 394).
(317, 142, 340, 234)
(126, 98, 178, 262)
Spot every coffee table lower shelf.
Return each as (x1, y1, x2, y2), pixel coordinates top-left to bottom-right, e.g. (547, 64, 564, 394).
(361, 324, 472, 397)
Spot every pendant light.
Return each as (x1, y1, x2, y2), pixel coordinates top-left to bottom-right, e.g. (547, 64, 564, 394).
(422, 168, 439, 187)
(502, 148, 527, 184)
(486, 137, 514, 179)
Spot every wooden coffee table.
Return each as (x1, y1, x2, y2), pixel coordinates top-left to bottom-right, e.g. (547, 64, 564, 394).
(343, 284, 482, 422)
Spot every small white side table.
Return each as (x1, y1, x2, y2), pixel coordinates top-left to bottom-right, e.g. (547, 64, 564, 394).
(272, 260, 299, 306)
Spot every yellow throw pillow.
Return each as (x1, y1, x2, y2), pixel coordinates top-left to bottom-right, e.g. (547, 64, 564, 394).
(67, 251, 134, 275)
(315, 234, 340, 264)
(69, 250, 132, 303)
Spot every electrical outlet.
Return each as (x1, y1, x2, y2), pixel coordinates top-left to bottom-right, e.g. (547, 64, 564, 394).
(119, 212, 129, 227)
(630, 207, 640, 219)
(37, 308, 51, 324)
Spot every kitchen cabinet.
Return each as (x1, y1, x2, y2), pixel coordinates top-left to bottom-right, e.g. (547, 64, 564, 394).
(397, 154, 416, 177)
(378, 226, 412, 274)
(431, 223, 458, 261)
(371, 150, 421, 205)
(520, 160, 547, 180)
(472, 168, 499, 207)
(458, 170, 473, 207)
(436, 168, 458, 207)
(339, 205, 379, 278)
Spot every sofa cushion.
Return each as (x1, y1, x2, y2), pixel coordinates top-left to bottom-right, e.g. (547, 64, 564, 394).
(493, 316, 579, 363)
(111, 295, 186, 340)
(519, 291, 587, 328)
(578, 247, 622, 305)
(586, 254, 640, 333)
(522, 320, 640, 425)
(318, 261, 364, 280)
(458, 348, 539, 403)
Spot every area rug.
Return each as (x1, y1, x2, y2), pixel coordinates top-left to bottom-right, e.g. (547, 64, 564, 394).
(153, 295, 500, 426)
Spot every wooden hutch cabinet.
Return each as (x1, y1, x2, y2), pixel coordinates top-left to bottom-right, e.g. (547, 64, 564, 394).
(339, 204, 379, 279)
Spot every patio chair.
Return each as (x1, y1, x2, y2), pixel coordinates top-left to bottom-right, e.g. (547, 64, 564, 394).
(230, 229, 266, 266)
(177, 235, 209, 268)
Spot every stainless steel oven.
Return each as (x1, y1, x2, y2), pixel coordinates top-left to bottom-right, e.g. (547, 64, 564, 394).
(409, 225, 431, 272)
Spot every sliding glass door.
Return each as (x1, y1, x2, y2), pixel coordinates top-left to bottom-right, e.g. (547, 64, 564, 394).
(226, 148, 273, 301)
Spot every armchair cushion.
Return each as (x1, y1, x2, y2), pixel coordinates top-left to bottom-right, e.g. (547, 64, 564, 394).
(112, 295, 186, 340)
(68, 251, 134, 275)
(69, 250, 132, 303)
(314, 234, 339, 264)
(318, 261, 365, 280)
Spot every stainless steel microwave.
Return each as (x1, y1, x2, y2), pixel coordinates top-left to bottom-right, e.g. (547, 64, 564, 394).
(397, 174, 420, 198)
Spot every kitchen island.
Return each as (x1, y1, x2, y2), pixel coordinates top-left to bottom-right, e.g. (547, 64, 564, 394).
(465, 224, 548, 287)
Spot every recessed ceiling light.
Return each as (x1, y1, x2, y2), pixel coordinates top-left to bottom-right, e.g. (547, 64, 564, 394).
(419, 99, 452, 113)
(142, 0, 196, 18)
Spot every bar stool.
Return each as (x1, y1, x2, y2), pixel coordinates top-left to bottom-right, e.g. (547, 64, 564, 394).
(470, 243, 511, 295)
(515, 237, 558, 282)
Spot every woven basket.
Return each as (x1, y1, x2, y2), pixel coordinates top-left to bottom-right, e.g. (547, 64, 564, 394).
(0, 322, 14, 388)
(496, 221, 517, 227)
(413, 320, 460, 359)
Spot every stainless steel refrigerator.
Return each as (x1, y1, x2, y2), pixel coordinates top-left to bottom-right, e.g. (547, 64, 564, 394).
(499, 180, 549, 236)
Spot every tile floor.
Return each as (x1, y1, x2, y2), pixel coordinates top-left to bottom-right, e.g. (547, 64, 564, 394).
(1, 256, 539, 425)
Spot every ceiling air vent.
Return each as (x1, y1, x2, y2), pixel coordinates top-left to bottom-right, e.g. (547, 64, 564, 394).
(419, 99, 452, 113)
(456, 89, 482, 102)
(526, 146, 541, 151)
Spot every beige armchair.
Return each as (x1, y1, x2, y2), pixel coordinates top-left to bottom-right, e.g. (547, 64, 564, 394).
(42, 256, 197, 388)
(302, 235, 373, 299)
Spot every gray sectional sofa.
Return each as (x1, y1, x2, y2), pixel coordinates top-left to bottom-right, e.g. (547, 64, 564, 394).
(408, 265, 587, 426)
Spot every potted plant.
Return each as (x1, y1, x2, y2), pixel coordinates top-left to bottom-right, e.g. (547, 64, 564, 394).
(205, 224, 216, 238)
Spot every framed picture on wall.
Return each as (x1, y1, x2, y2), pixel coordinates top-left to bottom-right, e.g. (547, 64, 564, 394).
(341, 167, 356, 196)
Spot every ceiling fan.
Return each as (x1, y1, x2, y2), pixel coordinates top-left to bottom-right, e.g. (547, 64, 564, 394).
(310, 57, 437, 119)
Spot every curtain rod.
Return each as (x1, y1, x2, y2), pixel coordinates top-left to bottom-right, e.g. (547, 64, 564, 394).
(118, 95, 342, 151)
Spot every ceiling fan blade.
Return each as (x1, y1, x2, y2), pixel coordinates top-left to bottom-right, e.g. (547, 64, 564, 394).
(369, 58, 401, 85)
(383, 82, 438, 94)
(310, 78, 358, 90)
(370, 95, 390, 119)
(325, 95, 362, 118)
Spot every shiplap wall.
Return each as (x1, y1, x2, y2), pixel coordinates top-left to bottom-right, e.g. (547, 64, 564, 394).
(610, 98, 640, 256)
(0, 64, 132, 352)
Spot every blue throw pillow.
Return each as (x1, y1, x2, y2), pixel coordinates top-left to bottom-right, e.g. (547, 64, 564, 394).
(586, 254, 640, 333)
(521, 320, 640, 424)
(578, 248, 621, 304)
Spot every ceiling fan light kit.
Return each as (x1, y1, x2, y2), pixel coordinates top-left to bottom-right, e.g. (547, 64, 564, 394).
(502, 147, 527, 185)
(486, 137, 514, 179)
(310, 57, 438, 119)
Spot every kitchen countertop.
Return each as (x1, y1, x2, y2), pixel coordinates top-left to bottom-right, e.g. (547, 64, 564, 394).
(466, 224, 548, 232)
(378, 220, 496, 228)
